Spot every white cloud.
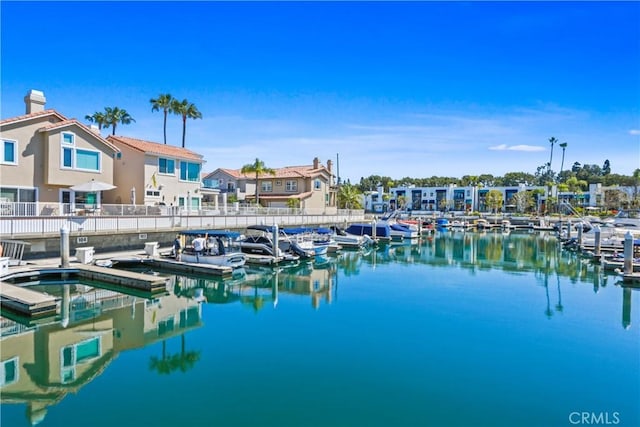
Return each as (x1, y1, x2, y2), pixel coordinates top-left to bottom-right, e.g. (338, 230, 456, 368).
(489, 144, 508, 151)
(629, 129, 640, 135)
(508, 145, 546, 152)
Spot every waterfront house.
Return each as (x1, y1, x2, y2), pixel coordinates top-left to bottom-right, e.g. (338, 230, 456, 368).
(202, 167, 254, 203)
(106, 135, 207, 210)
(203, 157, 337, 212)
(0, 90, 120, 214)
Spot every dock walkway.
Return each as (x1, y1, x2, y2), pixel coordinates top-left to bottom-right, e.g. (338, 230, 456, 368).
(0, 282, 58, 317)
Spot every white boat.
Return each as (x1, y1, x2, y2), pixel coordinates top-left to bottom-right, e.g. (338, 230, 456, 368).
(282, 227, 329, 257)
(238, 225, 302, 263)
(179, 230, 247, 268)
(329, 226, 376, 248)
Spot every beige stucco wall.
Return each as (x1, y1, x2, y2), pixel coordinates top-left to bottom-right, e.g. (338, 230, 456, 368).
(111, 147, 202, 207)
(1, 117, 116, 203)
(110, 144, 145, 204)
(43, 128, 115, 187)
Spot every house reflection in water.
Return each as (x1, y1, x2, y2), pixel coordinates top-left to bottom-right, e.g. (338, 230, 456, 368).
(175, 261, 338, 311)
(0, 282, 203, 425)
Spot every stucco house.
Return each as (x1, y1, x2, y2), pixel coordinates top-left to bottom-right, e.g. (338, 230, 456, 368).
(106, 135, 208, 210)
(205, 157, 337, 211)
(202, 167, 254, 202)
(0, 90, 120, 214)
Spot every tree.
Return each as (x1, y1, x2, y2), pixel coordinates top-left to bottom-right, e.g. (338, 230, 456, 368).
(240, 158, 276, 206)
(512, 191, 535, 213)
(150, 93, 174, 144)
(485, 189, 503, 213)
(337, 184, 362, 209)
(84, 111, 108, 130)
(103, 107, 136, 135)
(558, 142, 568, 183)
(602, 159, 611, 175)
(171, 99, 202, 148)
(286, 198, 300, 209)
(548, 137, 558, 174)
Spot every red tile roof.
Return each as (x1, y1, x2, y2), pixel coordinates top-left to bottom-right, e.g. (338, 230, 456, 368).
(207, 164, 331, 180)
(38, 119, 120, 152)
(107, 135, 204, 161)
(0, 109, 67, 126)
(247, 191, 314, 200)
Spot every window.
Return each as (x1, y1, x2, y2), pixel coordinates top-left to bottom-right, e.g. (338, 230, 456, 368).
(314, 179, 322, 190)
(275, 180, 282, 186)
(62, 132, 75, 145)
(159, 158, 175, 175)
(227, 182, 235, 191)
(146, 190, 160, 197)
(1, 357, 18, 387)
(285, 180, 298, 192)
(261, 181, 273, 192)
(2, 139, 17, 164)
(179, 161, 201, 182)
(60, 337, 101, 384)
(76, 149, 100, 171)
(62, 147, 73, 167)
(60, 139, 100, 172)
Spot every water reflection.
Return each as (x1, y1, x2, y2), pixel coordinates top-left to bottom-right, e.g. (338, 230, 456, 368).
(1, 231, 637, 426)
(0, 283, 203, 425)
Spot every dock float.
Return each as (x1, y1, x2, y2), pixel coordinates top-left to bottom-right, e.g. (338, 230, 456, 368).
(0, 282, 59, 317)
(148, 258, 233, 276)
(75, 264, 169, 292)
(622, 272, 640, 286)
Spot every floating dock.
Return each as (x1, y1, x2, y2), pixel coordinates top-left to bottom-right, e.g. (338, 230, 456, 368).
(0, 282, 59, 317)
(74, 264, 169, 292)
(149, 258, 233, 276)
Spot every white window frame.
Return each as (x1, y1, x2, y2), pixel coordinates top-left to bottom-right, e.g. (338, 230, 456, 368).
(1, 139, 18, 165)
(61, 147, 101, 172)
(146, 190, 161, 197)
(158, 157, 175, 176)
(179, 161, 201, 182)
(74, 148, 101, 172)
(61, 132, 75, 145)
(314, 179, 322, 191)
(261, 181, 273, 192)
(1, 356, 19, 387)
(285, 180, 298, 192)
(60, 336, 102, 384)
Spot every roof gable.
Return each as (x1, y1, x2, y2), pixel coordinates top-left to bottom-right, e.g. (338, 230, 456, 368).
(38, 119, 120, 153)
(0, 109, 67, 126)
(107, 135, 204, 162)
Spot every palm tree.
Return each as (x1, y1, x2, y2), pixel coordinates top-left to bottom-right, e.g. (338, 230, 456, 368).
(558, 142, 568, 183)
(548, 137, 557, 175)
(103, 107, 136, 135)
(240, 158, 276, 206)
(338, 184, 362, 209)
(150, 93, 174, 144)
(84, 111, 108, 130)
(171, 99, 202, 148)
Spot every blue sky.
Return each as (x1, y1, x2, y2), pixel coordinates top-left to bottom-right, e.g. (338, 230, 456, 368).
(2, 1, 639, 182)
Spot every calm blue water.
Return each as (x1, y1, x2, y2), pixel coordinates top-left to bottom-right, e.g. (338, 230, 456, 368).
(2, 231, 639, 427)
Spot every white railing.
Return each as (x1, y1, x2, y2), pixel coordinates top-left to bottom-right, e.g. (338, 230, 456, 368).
(0, 209, 365, 237)
(0, 202, 345, 218)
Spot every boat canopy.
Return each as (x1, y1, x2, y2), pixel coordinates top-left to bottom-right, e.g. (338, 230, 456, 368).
(180, 229, 242, 238)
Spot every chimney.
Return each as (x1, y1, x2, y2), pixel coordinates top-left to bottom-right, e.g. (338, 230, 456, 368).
(90, 124, 100, 134)
(24, 90, 46, 114)
(313, 157, 319, 169)
(327, 159, 333, 172)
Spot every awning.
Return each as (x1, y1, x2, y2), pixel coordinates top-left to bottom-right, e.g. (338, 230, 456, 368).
(70, 179, 116, 192)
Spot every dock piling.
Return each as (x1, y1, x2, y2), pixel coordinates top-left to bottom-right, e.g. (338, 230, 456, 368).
(577, 222, 583, 248)
(594, 226, 601, 258)
(60, 226, 69, 268)
(624, 231, 633, 275)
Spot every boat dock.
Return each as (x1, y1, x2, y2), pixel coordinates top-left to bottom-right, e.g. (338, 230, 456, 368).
(147, 258, 233, 276)
(75, 264, 169, 292)
(0, 282, 59, 318)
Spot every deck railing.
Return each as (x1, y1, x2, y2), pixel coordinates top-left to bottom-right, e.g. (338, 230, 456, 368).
(0, 202, 344, 218)
(0, 202, 365, 237)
